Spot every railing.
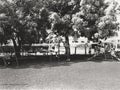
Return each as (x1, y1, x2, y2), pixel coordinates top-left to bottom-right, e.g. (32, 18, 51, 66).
(3, 43, 120, 55)
(0, 44, 90, 55)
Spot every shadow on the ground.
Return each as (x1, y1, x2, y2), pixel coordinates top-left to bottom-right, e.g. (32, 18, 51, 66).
(0, 54, 118, 69)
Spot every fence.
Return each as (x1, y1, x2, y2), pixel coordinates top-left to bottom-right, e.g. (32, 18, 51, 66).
(0, 44, 90, 55)
(2, 43, 119, 55)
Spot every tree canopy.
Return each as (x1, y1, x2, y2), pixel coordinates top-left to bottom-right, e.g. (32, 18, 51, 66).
(72, 0, 119, 40)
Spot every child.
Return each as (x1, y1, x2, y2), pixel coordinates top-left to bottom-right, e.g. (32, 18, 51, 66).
(110, 44, 120, 61)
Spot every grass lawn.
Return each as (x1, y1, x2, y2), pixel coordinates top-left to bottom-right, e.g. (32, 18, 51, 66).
(0, 59, 120, 90)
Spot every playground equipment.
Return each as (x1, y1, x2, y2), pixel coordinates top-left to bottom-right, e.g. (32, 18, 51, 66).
(88, 41, 120, 61)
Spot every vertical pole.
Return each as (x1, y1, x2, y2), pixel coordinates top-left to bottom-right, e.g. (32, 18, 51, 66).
(49, 40, 52, 62)
(58, 42, 60, 55)
(85, 44, 87, 55)
(58, 41, 60, 61)
(75, 46, 77, 55)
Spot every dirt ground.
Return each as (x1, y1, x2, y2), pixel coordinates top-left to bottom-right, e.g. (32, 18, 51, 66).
(0, 60, 120, 90)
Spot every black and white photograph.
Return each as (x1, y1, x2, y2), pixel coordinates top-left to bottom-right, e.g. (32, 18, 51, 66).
(0, 0, 120, 90)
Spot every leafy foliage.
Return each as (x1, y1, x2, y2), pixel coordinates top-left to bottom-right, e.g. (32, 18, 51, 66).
(72, 0, 114, 40)
(97, 1, 119, 39)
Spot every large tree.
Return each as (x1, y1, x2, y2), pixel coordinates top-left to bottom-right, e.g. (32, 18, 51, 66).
(0, 0, 50, 57)
(72, 0, 118, 40)
(97, 0, 119, 39)
(0, 0, 37, 57)
(47, 0, 80, 61)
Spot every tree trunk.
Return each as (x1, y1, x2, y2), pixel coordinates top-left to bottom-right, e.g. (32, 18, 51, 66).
(12, 39, 21, 58)
(65, 36, 70, 61)
(85, 44, 87, 55)
(58, 41, 60, 55)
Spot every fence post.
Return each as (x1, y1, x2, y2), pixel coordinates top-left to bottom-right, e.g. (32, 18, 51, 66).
(75, 47, 77, 55)
(85, 44, 87, 55)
